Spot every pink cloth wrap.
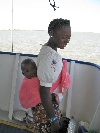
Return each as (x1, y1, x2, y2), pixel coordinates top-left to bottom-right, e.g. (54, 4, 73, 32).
(19, 60, 71, 109)
(50, 60, 71, 94)
(19, 77, 41, 109)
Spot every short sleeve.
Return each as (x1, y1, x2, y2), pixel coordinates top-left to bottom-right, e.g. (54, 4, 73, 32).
(37, 52, 62, 87)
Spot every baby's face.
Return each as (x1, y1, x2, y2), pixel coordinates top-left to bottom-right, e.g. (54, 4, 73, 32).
(22, 62, 37, 79)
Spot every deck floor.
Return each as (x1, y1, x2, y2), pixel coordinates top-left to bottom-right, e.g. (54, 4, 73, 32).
(0, 109, 25, 126)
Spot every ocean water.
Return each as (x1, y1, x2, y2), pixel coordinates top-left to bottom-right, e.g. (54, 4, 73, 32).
(0, 30, 100, 65)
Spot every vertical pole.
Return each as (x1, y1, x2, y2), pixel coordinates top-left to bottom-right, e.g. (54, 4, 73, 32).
(11, 0, 13, 52)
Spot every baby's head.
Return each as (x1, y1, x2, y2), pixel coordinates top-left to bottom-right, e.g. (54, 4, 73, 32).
(21, 58, 37, 79)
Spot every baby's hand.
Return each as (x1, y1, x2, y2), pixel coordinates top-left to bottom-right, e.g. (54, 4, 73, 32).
(51, 93, 60, 105)
(62, 88, 67, 96)
(55, 94, 60, 105)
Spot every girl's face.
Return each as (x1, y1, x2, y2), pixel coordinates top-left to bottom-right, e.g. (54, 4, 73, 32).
(22, 62, 37, 79)
(52, 26, 71, 49)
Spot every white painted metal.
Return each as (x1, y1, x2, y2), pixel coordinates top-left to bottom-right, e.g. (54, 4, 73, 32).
(8, 54, 20, 120)
(70, 63, 100, 131)
(66, 61, 75, 118)
(89, 100, 100, 131)
(0, 54, 15, 111)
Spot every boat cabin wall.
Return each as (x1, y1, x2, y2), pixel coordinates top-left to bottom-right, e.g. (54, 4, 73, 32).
(0, 54, 16, 111)
(0, 52, 100, 131)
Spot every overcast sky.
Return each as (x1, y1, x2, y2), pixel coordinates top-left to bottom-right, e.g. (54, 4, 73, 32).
(0, 0, 100, 32)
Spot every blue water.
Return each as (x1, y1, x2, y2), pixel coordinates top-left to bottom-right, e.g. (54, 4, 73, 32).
(0, 30, 100, 65)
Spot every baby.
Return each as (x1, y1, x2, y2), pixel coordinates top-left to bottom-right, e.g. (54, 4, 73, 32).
(19, 58, 61, 131)
(19, 58, 60, 107)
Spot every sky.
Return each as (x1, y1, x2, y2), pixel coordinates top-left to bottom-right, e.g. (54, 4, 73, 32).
(0, 0, 100, 33)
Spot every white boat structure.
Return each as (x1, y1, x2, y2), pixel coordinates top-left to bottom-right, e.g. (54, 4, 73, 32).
(0, 51, 100, 132)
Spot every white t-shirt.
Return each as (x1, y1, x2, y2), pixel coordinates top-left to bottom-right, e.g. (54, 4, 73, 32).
(37, 46, 62, 87)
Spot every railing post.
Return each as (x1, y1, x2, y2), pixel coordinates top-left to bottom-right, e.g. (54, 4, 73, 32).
(8, 54, 20, 120)
(66, 61, 75, 118)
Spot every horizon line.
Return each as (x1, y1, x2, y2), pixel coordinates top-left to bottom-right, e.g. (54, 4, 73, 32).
(0, 29, 100, 33)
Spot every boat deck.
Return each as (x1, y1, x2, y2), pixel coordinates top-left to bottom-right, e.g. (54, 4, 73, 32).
(0, 109, 25, 126)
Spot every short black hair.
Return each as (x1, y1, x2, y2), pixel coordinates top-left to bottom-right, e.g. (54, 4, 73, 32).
(48, 18, 70, 35)
(21, 58, 36, 70)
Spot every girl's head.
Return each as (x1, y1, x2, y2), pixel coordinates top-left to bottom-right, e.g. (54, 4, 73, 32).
(48, 18, 71, 49)
(21, 58, 37, 79)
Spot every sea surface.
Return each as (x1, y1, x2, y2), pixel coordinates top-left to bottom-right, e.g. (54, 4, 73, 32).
(0, 30, 100, 65)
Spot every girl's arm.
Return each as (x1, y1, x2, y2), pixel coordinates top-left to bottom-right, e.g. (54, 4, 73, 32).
(40, 85, 60, 133)
(40, 86, 55, 117)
